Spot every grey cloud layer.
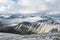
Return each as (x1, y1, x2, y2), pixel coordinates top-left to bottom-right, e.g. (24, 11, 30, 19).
(0, 0, 60, 13)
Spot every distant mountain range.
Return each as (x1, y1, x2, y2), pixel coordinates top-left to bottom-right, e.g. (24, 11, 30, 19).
(0, 13, 60, 26)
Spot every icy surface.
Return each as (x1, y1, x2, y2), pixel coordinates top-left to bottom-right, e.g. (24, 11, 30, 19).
(0, 32, 60, 40)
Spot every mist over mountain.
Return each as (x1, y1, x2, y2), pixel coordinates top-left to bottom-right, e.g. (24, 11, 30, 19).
(0, 13, 60, 27)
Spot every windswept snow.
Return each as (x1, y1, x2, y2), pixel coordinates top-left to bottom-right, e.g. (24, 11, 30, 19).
(0, 32, 60, 40)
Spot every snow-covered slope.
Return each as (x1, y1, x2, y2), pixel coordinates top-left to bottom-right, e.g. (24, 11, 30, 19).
(13, 21, 60, 34)
(0, 32, 60, 40)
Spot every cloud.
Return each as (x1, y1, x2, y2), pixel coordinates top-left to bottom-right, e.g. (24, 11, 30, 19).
(0, 0, 60, 14)
(19, 0, 48, 13)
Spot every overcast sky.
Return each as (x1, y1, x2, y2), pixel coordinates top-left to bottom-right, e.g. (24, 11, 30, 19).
(0, 0, 60, 14)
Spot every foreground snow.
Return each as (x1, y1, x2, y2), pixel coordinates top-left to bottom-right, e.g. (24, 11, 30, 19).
(0, 32, 60, 40)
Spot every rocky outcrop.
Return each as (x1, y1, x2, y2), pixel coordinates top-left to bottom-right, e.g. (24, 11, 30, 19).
(0, 20, 60, 35)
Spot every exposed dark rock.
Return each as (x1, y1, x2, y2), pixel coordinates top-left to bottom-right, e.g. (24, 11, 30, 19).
(49, 28, 58, 33)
